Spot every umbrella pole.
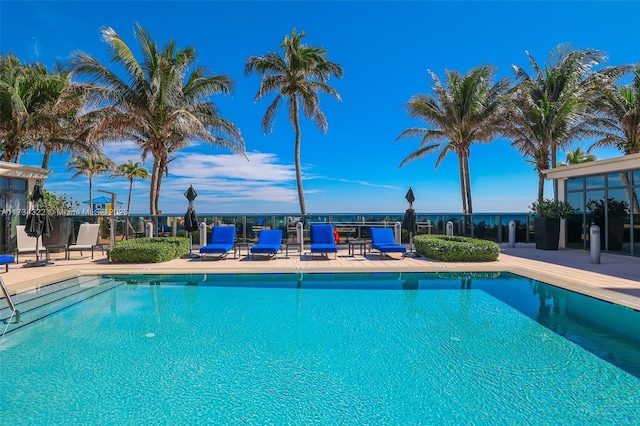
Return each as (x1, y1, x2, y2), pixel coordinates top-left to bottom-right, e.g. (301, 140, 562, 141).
(406, 232, 420, 258)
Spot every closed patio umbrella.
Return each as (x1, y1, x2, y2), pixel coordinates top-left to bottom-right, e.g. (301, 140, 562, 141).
(24, 182, 53, 267)
(182, 185, 200, 258)
(402, 187, 419, 257)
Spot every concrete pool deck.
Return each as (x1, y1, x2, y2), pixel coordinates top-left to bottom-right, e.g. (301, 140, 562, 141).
(1, 243, 639, 311)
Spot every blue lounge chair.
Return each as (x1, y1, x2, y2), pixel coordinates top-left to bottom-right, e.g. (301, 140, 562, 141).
(250, 229, 282, 259)
(310, 224, 338, 259)
(370, 227, 406, 258)
(200, 226, 236, 259)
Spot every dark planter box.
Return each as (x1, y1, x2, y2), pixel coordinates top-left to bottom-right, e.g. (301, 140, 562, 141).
(534, 217, 560, 250)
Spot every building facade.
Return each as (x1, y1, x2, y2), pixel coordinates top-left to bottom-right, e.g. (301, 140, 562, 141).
(543, 153, 640, 257)
(0, 161, 51, 253)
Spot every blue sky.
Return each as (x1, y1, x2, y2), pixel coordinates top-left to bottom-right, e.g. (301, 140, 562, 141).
(2, 1, 639, 214)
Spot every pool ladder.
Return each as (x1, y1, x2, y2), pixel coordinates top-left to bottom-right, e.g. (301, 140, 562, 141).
(1, 276, 20, 326)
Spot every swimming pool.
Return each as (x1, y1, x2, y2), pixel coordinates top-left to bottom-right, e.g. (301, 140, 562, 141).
(1, 272, 639, 424)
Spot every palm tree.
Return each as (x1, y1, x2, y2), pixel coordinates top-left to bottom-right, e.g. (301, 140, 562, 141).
(502, 45, 612, 201)
(110, 160, 150, 214)
(66, 154, 115, 213)
(589, 63, 640, 155)
(245, 29, 344, 216)
(396, 66, 509, 214)
(0, 53, 96, 167)
(72, 24, 245, 216)
(0, 53, 50, 162)
(33, 63, 99, 169)
(558, 147, 597, 166)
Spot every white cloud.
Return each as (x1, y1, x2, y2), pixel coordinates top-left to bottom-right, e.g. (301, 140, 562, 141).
(170, 151, 294, 182)
(313, 176, 402, 190)
(103, 141, 149, 168)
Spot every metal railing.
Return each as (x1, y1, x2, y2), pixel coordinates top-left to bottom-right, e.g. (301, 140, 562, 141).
(1, 275, 20, 330)
(1, 213, 533, 253)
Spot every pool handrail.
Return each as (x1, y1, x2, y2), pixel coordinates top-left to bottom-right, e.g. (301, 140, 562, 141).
(0, 276, 20, 326)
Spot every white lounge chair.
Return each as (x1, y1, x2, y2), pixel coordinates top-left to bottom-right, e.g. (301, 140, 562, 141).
(15, 225, 46, 263)
(66, 223, 103, 259)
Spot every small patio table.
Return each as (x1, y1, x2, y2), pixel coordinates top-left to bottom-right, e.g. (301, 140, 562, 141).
(348, 240, 366, 257)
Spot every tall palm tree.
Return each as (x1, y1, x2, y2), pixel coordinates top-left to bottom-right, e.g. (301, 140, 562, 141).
(0, 53, 95, 167)
(502, 45, 610, 201)
(33, 63, 99, 169)
(72, 24, 245, 216)
(66, 154, 114, 213)
(0, 53, 50, 162)
(396, 66, 509, 214)
(110, 160, 150, 214)
(558, 147, 597, 166)
(589, 63, 640, 155)
(245, 29, 344, 216)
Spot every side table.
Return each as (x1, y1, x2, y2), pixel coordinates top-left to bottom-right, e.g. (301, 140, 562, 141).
(234, 242, 252, 258)
(348, 240, 366, 257)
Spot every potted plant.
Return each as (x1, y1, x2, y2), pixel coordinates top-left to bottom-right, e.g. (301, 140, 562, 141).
(586, 197, 629, 250)
(530, 198, 577, 250)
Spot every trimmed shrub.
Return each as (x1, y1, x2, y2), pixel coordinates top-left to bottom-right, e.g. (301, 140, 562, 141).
(108, 237, 191, 263)
(413, 235, 499, 262)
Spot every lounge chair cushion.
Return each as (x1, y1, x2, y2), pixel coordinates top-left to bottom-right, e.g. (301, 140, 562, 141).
(310, 224, 338, 254)
(0, 255, 15, 272)
(200, 226, 235, 255)
(250, 229, 282, 257)
(371, 228, 406, 255)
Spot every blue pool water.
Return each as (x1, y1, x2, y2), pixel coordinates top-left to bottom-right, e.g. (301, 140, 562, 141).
(1, 272, 639, 424)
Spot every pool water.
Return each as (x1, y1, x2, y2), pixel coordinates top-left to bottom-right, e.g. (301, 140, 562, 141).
(1, 272, 639, 424)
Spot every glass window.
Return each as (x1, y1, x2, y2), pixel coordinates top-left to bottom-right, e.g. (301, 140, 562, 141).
(586, 175, 605, 190)
(0, 177, 8, 191)
(567, 191, 584, 213)
(608, 172, 631, 188)
(566, 177, 584, 191)
(634, 170, 640, 186)
(606, 188, 631, 253)
(11, 178, 26, 192)
(586, 191, 605, 217)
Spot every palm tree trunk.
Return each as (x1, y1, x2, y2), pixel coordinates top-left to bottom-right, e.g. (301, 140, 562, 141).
(155, 173, 162, 214)
(155, 155, 167, 215)
(292, 97, 306, 216)
(150, 159, 160, 216)
(89, 176, 93, 214)
(457, 155, 467, 214)
(41, 149, 52, 169)
(127, 179, 133, 215)
(464, 154, 473, 214)
(537, 172, 545, 203)
(550, 139, 559, 200)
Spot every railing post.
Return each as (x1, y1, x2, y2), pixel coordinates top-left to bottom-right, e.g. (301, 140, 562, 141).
(590, 225, 601, 264)
(199, 222, 207, 248)
(394, 221, 402, 245)
(145, 221, 153, 238)
(446, 221, 454, 236)
(508, 220, 516, 248)
(296, 221, 304, 252)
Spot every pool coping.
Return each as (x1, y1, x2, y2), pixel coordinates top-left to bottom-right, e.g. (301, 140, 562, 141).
(2, 245, 639, 311)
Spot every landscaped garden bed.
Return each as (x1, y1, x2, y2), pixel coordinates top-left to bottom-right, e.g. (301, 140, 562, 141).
(413, 235, 499, 262)
(108, 237, 191, 263)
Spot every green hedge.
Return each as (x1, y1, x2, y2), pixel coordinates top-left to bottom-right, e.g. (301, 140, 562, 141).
(413, 235, 499, 262)
(108, 237, 191, 263)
